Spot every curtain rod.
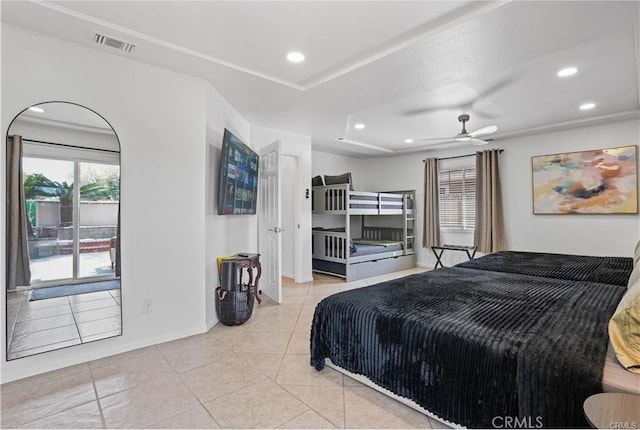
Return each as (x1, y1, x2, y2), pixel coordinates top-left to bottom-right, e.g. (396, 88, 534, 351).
(19, 138, 120, 154)
(422, 149, 504, 162)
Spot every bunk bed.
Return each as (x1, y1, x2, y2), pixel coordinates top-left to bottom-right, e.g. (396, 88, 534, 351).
(312, 183, 416, 281)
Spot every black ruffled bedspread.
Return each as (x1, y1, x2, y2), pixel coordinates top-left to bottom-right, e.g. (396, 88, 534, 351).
(310, 263, 629, 428)
(456, 251, 632, 287)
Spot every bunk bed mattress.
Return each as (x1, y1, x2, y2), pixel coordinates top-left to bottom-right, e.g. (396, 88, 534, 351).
(351, 242, 403, 257)
(310, 266, 626, 428)
(456, 251, 633, 287)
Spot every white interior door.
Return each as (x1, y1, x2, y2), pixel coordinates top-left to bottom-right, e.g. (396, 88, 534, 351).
(258, 140, 282, 303)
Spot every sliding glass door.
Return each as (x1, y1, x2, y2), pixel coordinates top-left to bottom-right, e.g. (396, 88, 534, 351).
(22, 149, 120, 287)
(23, 157, 75, 283)
(78, 161, 120, 279)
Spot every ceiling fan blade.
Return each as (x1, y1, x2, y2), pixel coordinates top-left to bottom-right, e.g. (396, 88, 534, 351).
(413, 136, 456, 143)
(469, 125, 498, 137)
(403, 78, 512, 118)
(470, 138, 489, 146)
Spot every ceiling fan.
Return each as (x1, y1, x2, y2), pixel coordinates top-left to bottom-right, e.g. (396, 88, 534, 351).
(414, 114, 497, 146)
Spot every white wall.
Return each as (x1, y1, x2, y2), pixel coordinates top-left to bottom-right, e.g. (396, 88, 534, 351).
(359, 151, 430, 264)
(251, 126, 313, 283)
(312, 151, 365, 190)
(79, 202, 119, 227)
(1, 25, 252, 382)
(281, 156, 297, 278)
(500, 119, 640, 257)
(9, 116, 119, 152)
(311, 151, 366, 231)
(360, 119, 640, 267)
(204, 86, 253, 329)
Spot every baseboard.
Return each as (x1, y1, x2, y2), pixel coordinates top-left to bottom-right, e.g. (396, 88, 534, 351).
(1, 324, 209, 383)
(206, 315, 219, 331)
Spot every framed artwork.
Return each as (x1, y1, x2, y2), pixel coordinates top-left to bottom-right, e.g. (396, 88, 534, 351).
(532, 145, 638, 214)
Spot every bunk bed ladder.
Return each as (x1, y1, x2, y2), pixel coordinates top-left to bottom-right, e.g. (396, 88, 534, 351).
(403, 192, 415, 255)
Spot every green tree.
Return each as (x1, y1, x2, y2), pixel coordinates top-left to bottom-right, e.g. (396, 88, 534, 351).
(23, 173, 107, 226)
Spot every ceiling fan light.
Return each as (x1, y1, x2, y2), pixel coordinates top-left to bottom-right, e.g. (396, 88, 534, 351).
(456, 136, 471, 142)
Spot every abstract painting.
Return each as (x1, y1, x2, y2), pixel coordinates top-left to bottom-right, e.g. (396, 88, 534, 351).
(532, 145, 638, 214)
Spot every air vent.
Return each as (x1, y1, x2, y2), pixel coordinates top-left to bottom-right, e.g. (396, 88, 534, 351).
(94, 33, 135, 53)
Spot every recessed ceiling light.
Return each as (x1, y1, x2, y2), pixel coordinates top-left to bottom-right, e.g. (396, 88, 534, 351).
(28, 106, 45, 113)
(404, 138, 414, 144)
(557, 67, 578, 77)
(354, 123, 366, 130)
(286, 51, 305, 63)
(579, 102, 596, 110)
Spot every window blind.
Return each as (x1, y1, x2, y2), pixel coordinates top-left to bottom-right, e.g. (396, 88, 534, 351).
(439, 168, 476, 231)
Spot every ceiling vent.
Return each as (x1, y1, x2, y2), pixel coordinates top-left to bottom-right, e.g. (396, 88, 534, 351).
(93, 33, 135, 53)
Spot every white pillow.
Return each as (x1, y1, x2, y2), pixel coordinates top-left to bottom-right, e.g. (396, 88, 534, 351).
(629, 264, 640, 289)
(609, 275, 640, 373)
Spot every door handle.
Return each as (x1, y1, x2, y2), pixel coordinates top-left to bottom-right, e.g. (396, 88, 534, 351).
(268, 227, 284, 233)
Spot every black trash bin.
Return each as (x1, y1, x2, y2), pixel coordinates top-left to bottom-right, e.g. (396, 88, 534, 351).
(215, 285, 255, 326)
(215, 260, 255, 326)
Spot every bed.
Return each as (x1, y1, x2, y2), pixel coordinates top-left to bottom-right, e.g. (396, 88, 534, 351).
(312, 184, 416, 281)
(310, 251, 634, 428)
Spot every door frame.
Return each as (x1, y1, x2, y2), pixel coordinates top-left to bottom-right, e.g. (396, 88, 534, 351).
(281, 154, 303, 283)
(21, 144, 120, 288)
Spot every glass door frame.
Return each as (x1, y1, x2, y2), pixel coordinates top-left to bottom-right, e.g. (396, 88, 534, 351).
(23, 142, 120, 288)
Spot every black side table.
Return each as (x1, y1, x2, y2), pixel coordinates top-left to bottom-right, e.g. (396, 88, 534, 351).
(232, 253, 262, 304)
(431, 244, 477, 268)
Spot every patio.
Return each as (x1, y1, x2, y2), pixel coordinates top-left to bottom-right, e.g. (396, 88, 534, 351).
(29, 251, 115, 284)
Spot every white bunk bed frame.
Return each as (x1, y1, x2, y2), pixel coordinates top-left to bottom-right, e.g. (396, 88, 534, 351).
(312, 184, 416, 282)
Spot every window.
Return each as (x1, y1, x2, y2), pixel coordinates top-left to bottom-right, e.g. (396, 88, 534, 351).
(439, 168, 475, 231)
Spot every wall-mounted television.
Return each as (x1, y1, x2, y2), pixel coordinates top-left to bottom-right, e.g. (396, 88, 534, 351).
(218, 129, 259, 215)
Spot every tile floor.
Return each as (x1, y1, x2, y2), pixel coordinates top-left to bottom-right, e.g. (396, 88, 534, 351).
(1, 268, 449, 429)
(6, 288, 122, 360)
